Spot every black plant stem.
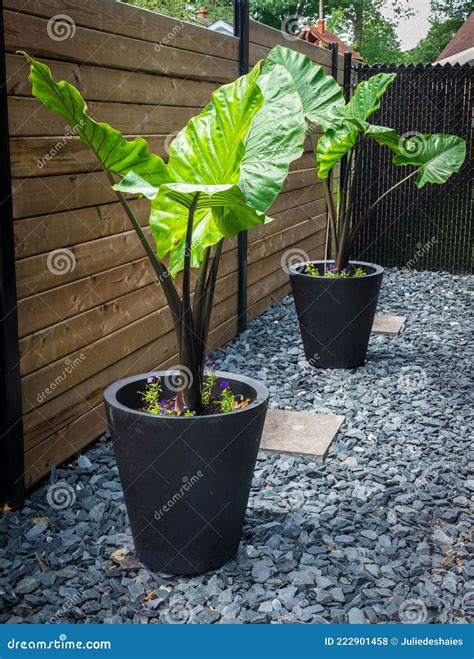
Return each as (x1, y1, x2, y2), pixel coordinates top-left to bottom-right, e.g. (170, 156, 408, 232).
(323, 179, 339, 256)
(199, 239, 224, 368)
(347, 167, 421, 256)
(193, 246, 210, 358)
(104, 170, 182, 341)
(180, 192, 202, 413)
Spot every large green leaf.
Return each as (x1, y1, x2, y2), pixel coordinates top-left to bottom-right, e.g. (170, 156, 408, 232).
(167, 63, 262, 185)
(20, 52, 169, 185)
(392, 133, 466, 187)
(343, 73, 396, 127)
(315, 124, 359, 179)
(263, 45, 344, 131)
(239, 63, 307, 212)
(114, 172, 268, 276)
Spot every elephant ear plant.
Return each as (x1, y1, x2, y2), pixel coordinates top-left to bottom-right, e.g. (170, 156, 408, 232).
(22, 51, 306, 415)
(262, 46, 466, 369)
(21, 51, 307, 573)
(264, 45, 467, 274)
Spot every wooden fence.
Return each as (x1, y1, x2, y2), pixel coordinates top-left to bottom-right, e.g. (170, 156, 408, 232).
(4, 0, 342, 488)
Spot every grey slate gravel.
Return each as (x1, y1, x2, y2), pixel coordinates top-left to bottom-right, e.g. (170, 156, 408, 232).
(0, 269, 472, 625)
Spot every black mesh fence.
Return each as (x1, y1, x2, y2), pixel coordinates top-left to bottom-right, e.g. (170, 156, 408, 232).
(351, 63, 473, 273)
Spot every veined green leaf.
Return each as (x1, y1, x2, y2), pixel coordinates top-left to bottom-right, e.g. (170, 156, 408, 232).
(20, 51, 169, 185)
(392, 133, 466, 187)
(263, 45, 344, 131)
(240, 63, 307, 212)
(344, 73, 396, 125)
(114, 173, 269, 276)
(167, 63, 263, 185)
(316, 124, 359, 179)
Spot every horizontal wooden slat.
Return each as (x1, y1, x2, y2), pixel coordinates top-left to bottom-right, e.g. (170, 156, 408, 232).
(9, 96, 199, 137)
(6, 54, 220, 107)
(4, 11, 236, 83)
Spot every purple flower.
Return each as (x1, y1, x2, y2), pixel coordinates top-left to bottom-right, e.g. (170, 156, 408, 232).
(219, 380, 230, 390)
(147, 374, 158, 384)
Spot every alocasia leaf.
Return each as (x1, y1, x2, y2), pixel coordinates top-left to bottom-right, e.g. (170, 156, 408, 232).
(392, 134, 466, 187)
(240, 63, 307, 212)
(315, 74, 398, 178)
(263, 45, 344, 131)
(114, 173, 269, 276)
(343, 73, 397, 127)
(315, 124, 359, 179)
(21, 51, 169, 185)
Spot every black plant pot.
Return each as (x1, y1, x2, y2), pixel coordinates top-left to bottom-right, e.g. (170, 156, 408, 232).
(104, 371, 268, 575)
(289, 260, 384, 369)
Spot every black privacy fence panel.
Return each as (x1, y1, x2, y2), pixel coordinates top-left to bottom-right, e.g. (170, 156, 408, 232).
(351, 63, 473, 273)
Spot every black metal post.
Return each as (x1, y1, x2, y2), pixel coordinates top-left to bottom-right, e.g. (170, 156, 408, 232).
(0, 0, 25, 507)
(234, 0, 249, 333)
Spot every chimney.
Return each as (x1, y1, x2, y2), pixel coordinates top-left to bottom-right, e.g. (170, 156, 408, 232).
(318, 0, 325, 33)
(196, 7, 209, 22)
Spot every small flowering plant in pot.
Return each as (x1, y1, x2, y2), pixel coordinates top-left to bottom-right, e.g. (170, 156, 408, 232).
(22, 51, 306, 573)
(263, 47, 466, 369)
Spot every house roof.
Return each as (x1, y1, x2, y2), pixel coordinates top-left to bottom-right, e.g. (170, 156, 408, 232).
(297, 22, 363, 61)
(435, 13, 474, 62)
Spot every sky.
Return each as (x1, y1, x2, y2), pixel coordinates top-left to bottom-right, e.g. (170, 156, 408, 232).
(382, 0, 432, 51)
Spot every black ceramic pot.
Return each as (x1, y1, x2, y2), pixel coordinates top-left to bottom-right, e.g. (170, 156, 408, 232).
(104, 371, 268, 575)
(289, 260, 384, 369)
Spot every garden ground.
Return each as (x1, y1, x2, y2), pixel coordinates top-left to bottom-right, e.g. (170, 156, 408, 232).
(1, 269, 472, 624)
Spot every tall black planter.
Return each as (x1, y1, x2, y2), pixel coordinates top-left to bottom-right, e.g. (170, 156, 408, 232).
(104, 371, 268, 575)
(289, 260, 384, 369)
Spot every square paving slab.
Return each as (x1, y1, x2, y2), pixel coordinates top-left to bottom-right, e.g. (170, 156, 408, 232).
(372, 314, 406, 337)
(260, 409, 345, 459)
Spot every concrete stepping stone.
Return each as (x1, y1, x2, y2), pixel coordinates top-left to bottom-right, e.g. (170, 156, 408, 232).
(372, 314, 406, 337)
(260, 409, 344, 459)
